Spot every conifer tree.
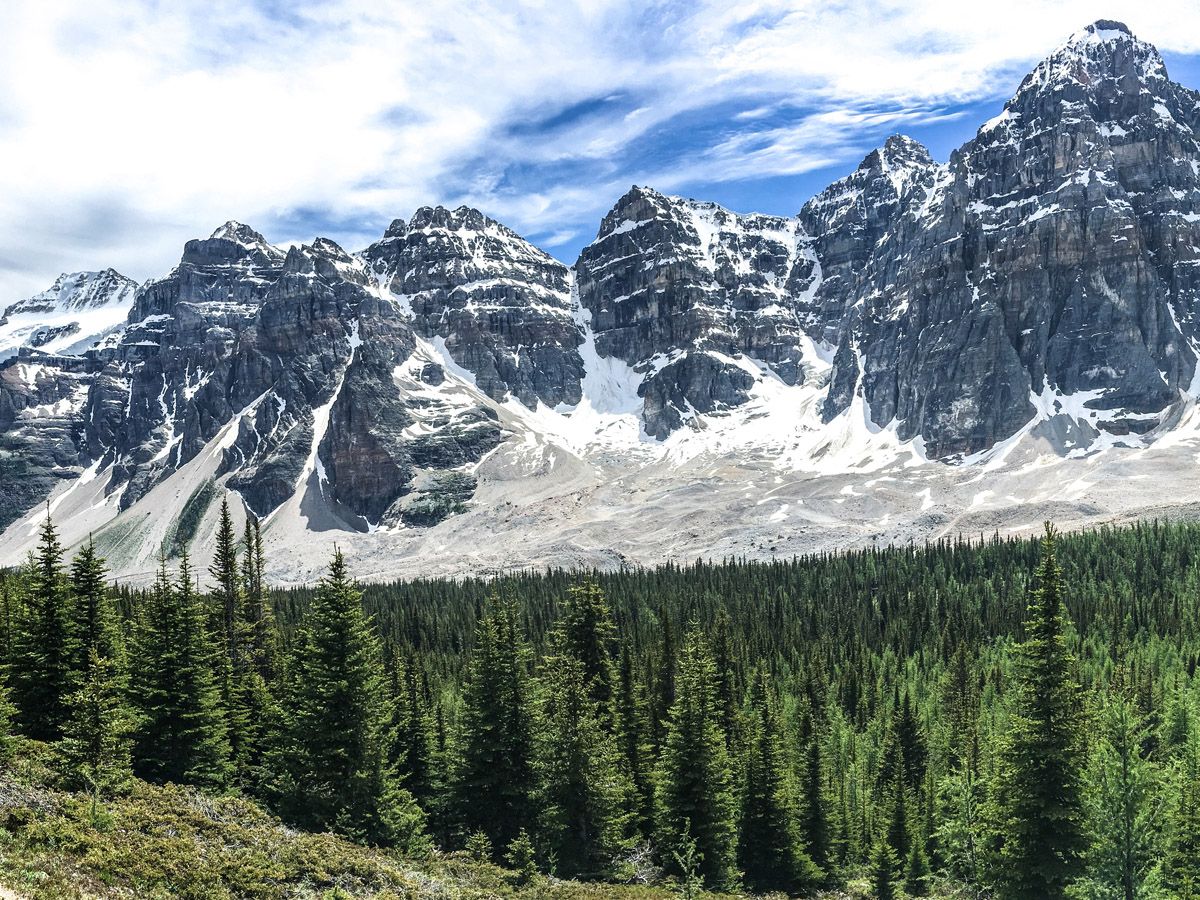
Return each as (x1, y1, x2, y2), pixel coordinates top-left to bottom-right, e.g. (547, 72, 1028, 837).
(1163, 721, 1200, 899)
(452, 593, 536, 851)
(738, 671, 820, 893)
(129, 554, 231, 788)
(1078, 693, 1163, 900)
(986, 525, 1087, 899)
(535, 648, 630, 877)
(654, 627, 738, 890)
(386, 652, 438, 814)
(209, 497, 242, 668)
(616, 643, 654, 836)
(56, 648, 132, 796)
(561, 580, 618, 715)
(274, 549, 425, 850)
(11, 515, 74, 741)
(0, 571, 19, 669)
(870, 834, 900, 900)
(240, 515, 276, 681)
(67, 541, 124, 680)
(798, 708, 833, 875)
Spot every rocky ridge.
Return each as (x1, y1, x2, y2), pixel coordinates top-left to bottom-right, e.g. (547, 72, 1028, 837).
(2, 21, 1200, 580)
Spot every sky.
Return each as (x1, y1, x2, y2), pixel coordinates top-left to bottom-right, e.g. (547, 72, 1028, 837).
(3, 2, 1200, 303)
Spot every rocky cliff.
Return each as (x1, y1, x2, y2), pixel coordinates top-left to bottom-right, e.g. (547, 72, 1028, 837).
(2, 21, 1200, 579)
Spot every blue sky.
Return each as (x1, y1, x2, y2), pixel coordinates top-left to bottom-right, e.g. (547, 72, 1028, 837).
(2, 1, 1200, 300)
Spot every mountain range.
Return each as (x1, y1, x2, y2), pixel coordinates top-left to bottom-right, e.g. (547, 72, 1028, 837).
(3, 20, 1200, 584)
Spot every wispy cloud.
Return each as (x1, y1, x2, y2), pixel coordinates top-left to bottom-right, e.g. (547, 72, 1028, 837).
(1, 0, 1200, 300)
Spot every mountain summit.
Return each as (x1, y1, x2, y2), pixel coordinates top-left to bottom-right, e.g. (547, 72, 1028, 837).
(2, 22, 1200, 582)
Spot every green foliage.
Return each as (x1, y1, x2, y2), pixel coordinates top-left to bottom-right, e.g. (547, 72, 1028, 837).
(738, 670, 820, 893)
(10, 516, 73, 741)
(55, 648, 133, 796)
(128, 553, 232, 788)
(1075, 690, 1163, 899)
(66, 541, 124, 680)
(452, 593, 536, 852)
(535, 648, 631, 878)
(505, 828, 539, 884)
(986, 525, 1088, 899)
(654, 628, 738, 891)
(13, 513, 1200, 899)
(273, 549, 426, 851)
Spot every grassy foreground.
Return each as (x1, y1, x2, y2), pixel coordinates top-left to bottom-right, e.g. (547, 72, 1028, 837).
(0, 741, 972, 900)
(0, 742, 710, 900)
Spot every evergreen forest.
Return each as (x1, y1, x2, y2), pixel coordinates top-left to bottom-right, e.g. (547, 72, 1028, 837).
(4, 507, 1200, 899)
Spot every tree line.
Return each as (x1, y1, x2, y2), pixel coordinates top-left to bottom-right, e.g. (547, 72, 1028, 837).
(4, 509, 1200, 898)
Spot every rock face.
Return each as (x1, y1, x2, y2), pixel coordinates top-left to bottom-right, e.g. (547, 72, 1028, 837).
(1, 269, 137, 360)
(811, 21, 1200, 456)
(361, 206, 584, 409)
(2, 20, 1200, 558)
(576, 186, 823, 437)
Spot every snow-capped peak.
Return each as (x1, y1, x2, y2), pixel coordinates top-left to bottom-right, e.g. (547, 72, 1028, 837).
(1015, 19, 1168, 100)
(0, 269, 137, 359)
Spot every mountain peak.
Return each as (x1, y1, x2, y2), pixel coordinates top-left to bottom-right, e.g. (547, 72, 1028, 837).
(209, 220, 268, 245)
(1015, 18, 1168, 100)
(1068, 19, 1133, 44)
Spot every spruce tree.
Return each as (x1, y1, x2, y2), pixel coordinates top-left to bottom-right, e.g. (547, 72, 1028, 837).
(654, 626, 738, 890)
(1078, 693, 1163, 900)
(11, 515, 74, 741)
(56, 648, 132, 796)
(986, 525, 1087, 899)
(616, 643, 655, 837)
(561, 581, 618, 708)
(452, 593, 536, 851)
(67, 541, 124, 680)
(738, 671, 820, 893)
(129, 554, 231, 788)
(798, 708, 833, 875)
(870, 834, 900, 900)
(1163, 720, 1200, 899)
(240, 515, 276, 681)
(274, 549, 425, 850)
(535, 648, 630, 877)
(209, 497, 242, 668)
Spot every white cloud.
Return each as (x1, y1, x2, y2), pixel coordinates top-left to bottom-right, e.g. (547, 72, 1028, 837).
(1, 0, 1199, 301)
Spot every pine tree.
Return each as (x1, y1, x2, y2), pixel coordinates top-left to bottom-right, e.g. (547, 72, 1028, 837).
(535, 648, 630, 877)
(986, 525, 1088, 899)
(561, 580, 618, 716)
(129, 554, 231, 788)
(1077, 693, 1163, 900)
(1163, 720, 1200, 899)
(11, 515, 74, 741)
(654, 627, 738, 890)
(616, 643, 654, 837)
(56, 648, 132, 796)
(240, 515, 276, 681)
(452, 593, 536, 852)
(209, 496, 242, 668)
(870, 834, 900, 900)
(274, 549, 425, 850)
(67, 541, 124, 681)
(798, 708, 833, 875)
(738, 670, 820, 893)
